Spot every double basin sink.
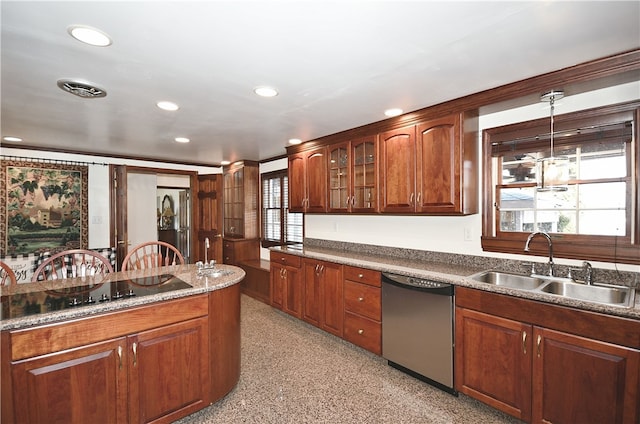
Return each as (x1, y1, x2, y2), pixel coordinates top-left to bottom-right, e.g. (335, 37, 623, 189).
(470, 270, 636, 308)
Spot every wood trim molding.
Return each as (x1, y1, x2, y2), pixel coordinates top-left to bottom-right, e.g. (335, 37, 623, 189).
(287, 49, 640, 153)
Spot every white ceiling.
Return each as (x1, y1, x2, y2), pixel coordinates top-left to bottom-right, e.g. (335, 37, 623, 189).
(2, 1, 639, 166)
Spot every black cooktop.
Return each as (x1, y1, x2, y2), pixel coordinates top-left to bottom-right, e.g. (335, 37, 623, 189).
(1, 274, 192, 320)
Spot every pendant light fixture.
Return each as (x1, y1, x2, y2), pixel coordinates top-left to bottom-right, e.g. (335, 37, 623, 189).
(537, 90, 569, 192)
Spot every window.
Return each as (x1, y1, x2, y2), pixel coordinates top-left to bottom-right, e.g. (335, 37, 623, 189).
(482, 102, 639, 264)
(261, 170, 303, 247)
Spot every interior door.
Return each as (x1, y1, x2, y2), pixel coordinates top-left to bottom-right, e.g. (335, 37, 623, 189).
(194, 174, 223, 264)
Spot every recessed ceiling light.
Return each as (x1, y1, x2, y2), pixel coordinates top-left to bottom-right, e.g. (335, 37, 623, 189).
(384, 108, 403, 117)
(67, 25, 112, 47)
(157, 101, 179, 111)
(174, 137, 190, 143)
(254, 86, 278, 97)
(288, 138, 302, 145)
(3, 136, 23, 142)
(220, 160, 231, 165)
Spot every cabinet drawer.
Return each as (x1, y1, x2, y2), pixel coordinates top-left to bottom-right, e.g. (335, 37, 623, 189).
(343, 312, 381, 355)
(344, 280, 381, 321)
(344, 266, 380, 287)
(270, 252, 301, 268)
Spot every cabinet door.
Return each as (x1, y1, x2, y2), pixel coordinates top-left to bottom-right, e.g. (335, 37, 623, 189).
(532, 327, 640, 424)
(328, 142, 350, 212)
(379, 125, 416, 213)
(283, 266, 303, 318)
(128, 317, 210, 424)
(270, 263, 285, 309)
(288, 153, 306, 212)
(351, 137, 378, 213)
(319, 261, 343, 337)
(223, 168, 243, 237)
(455, 307, 532, 421)
(12, 338, 127, 424)
(416, 114, 461, 213)
(305, 148, 328, 213)
(302, 260, 322, 326)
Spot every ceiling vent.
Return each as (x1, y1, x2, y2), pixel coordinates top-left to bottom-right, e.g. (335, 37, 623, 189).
(57, 79, 107, 98)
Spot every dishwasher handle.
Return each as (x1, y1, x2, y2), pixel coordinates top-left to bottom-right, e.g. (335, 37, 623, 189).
(382, 272, 454, 296)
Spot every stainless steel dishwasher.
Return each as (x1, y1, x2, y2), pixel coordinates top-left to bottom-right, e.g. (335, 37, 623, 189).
(381, 272, 456, 395)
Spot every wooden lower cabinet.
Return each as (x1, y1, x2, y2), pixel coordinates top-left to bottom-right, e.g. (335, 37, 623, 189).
(222, 238, 259, 266)
(532, 327, 640, 424)
(128, 317, 209, 424)
(456, 287, 640, 424)
(3, 290, 241, 424)
(270, 252, 303, 318)
(11, 338, 128, 424)
(302, 259, 343, 337)
(455, 308, 532, 420)
(342, 266, 381, 355)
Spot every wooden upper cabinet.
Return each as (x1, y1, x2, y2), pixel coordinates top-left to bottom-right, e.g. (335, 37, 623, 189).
(328, 137, 378, 213)
(416, 112, 477, 214)
(351, 137, 378, 212)
(288, 111, 477, 215)
(328, 142, 350, 212)
(223, 161, 259, 239)
(288, 147, 327, 213)
(379, 113, 477, 214)
(379, 125, 417, 213)
(288, 153, 306, 212)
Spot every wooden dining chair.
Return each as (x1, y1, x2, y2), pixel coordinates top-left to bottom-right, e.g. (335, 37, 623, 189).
(0, 260, 18, 285)
(32, 249, 114, 281)
(121, 241, 184, 271)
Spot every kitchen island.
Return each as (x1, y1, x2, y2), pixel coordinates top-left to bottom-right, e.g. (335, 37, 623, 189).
(1, 264, 245, 424)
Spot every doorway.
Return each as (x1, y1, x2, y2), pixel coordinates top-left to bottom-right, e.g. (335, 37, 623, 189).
(111, 165, 200, 269)
(157, 188, 190, 263)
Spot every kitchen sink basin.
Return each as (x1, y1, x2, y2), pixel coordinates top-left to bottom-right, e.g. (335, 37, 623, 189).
(470, 271, 546, 290)
(537, 281, 635, 308)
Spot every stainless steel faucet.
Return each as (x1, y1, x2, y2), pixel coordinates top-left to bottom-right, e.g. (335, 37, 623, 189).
(524, 231, 554, 277)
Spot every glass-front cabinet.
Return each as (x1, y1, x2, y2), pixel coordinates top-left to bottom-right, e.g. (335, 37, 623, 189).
(351, 137, 377, 212)
(223, 161, 259, 239)
(329, 143, 350, 211)
(328, 137, 377, 213)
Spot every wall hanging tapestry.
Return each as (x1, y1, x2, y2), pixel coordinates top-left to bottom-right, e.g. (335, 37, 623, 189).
(1, 160, 88, 256)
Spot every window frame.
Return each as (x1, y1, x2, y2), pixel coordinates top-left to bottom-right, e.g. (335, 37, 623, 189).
(481, 101, 640, 265)
(260, 170, 303, 248)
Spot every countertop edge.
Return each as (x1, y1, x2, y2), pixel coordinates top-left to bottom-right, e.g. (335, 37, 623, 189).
(272, 246, 640, 320)
(0, 264, 246, 331)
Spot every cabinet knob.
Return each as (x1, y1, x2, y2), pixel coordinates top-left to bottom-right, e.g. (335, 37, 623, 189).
(358, 297, 364, 302)
(358, 273, 364, 278)
(281, 257, 286, 262)
(358, 329, 364, 335)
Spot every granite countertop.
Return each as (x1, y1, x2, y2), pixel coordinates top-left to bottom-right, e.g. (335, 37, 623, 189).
(0, 264, 245, 331)
(273, 244, 640, 320)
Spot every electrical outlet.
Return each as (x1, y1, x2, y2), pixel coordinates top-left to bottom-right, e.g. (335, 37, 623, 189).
(464, 227, 472, 241)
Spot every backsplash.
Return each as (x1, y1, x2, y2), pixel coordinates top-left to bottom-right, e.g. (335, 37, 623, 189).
(304, 238, 639, 288)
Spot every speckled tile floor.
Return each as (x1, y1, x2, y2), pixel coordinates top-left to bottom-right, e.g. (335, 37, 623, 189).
(176, 295, 523, 424)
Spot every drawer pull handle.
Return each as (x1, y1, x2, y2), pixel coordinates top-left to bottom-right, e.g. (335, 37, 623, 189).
(358, 329, 364, 335)
(132, 342, 138, 367)
(117, 346, 123, 369)
(358, 297, 364, 302)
